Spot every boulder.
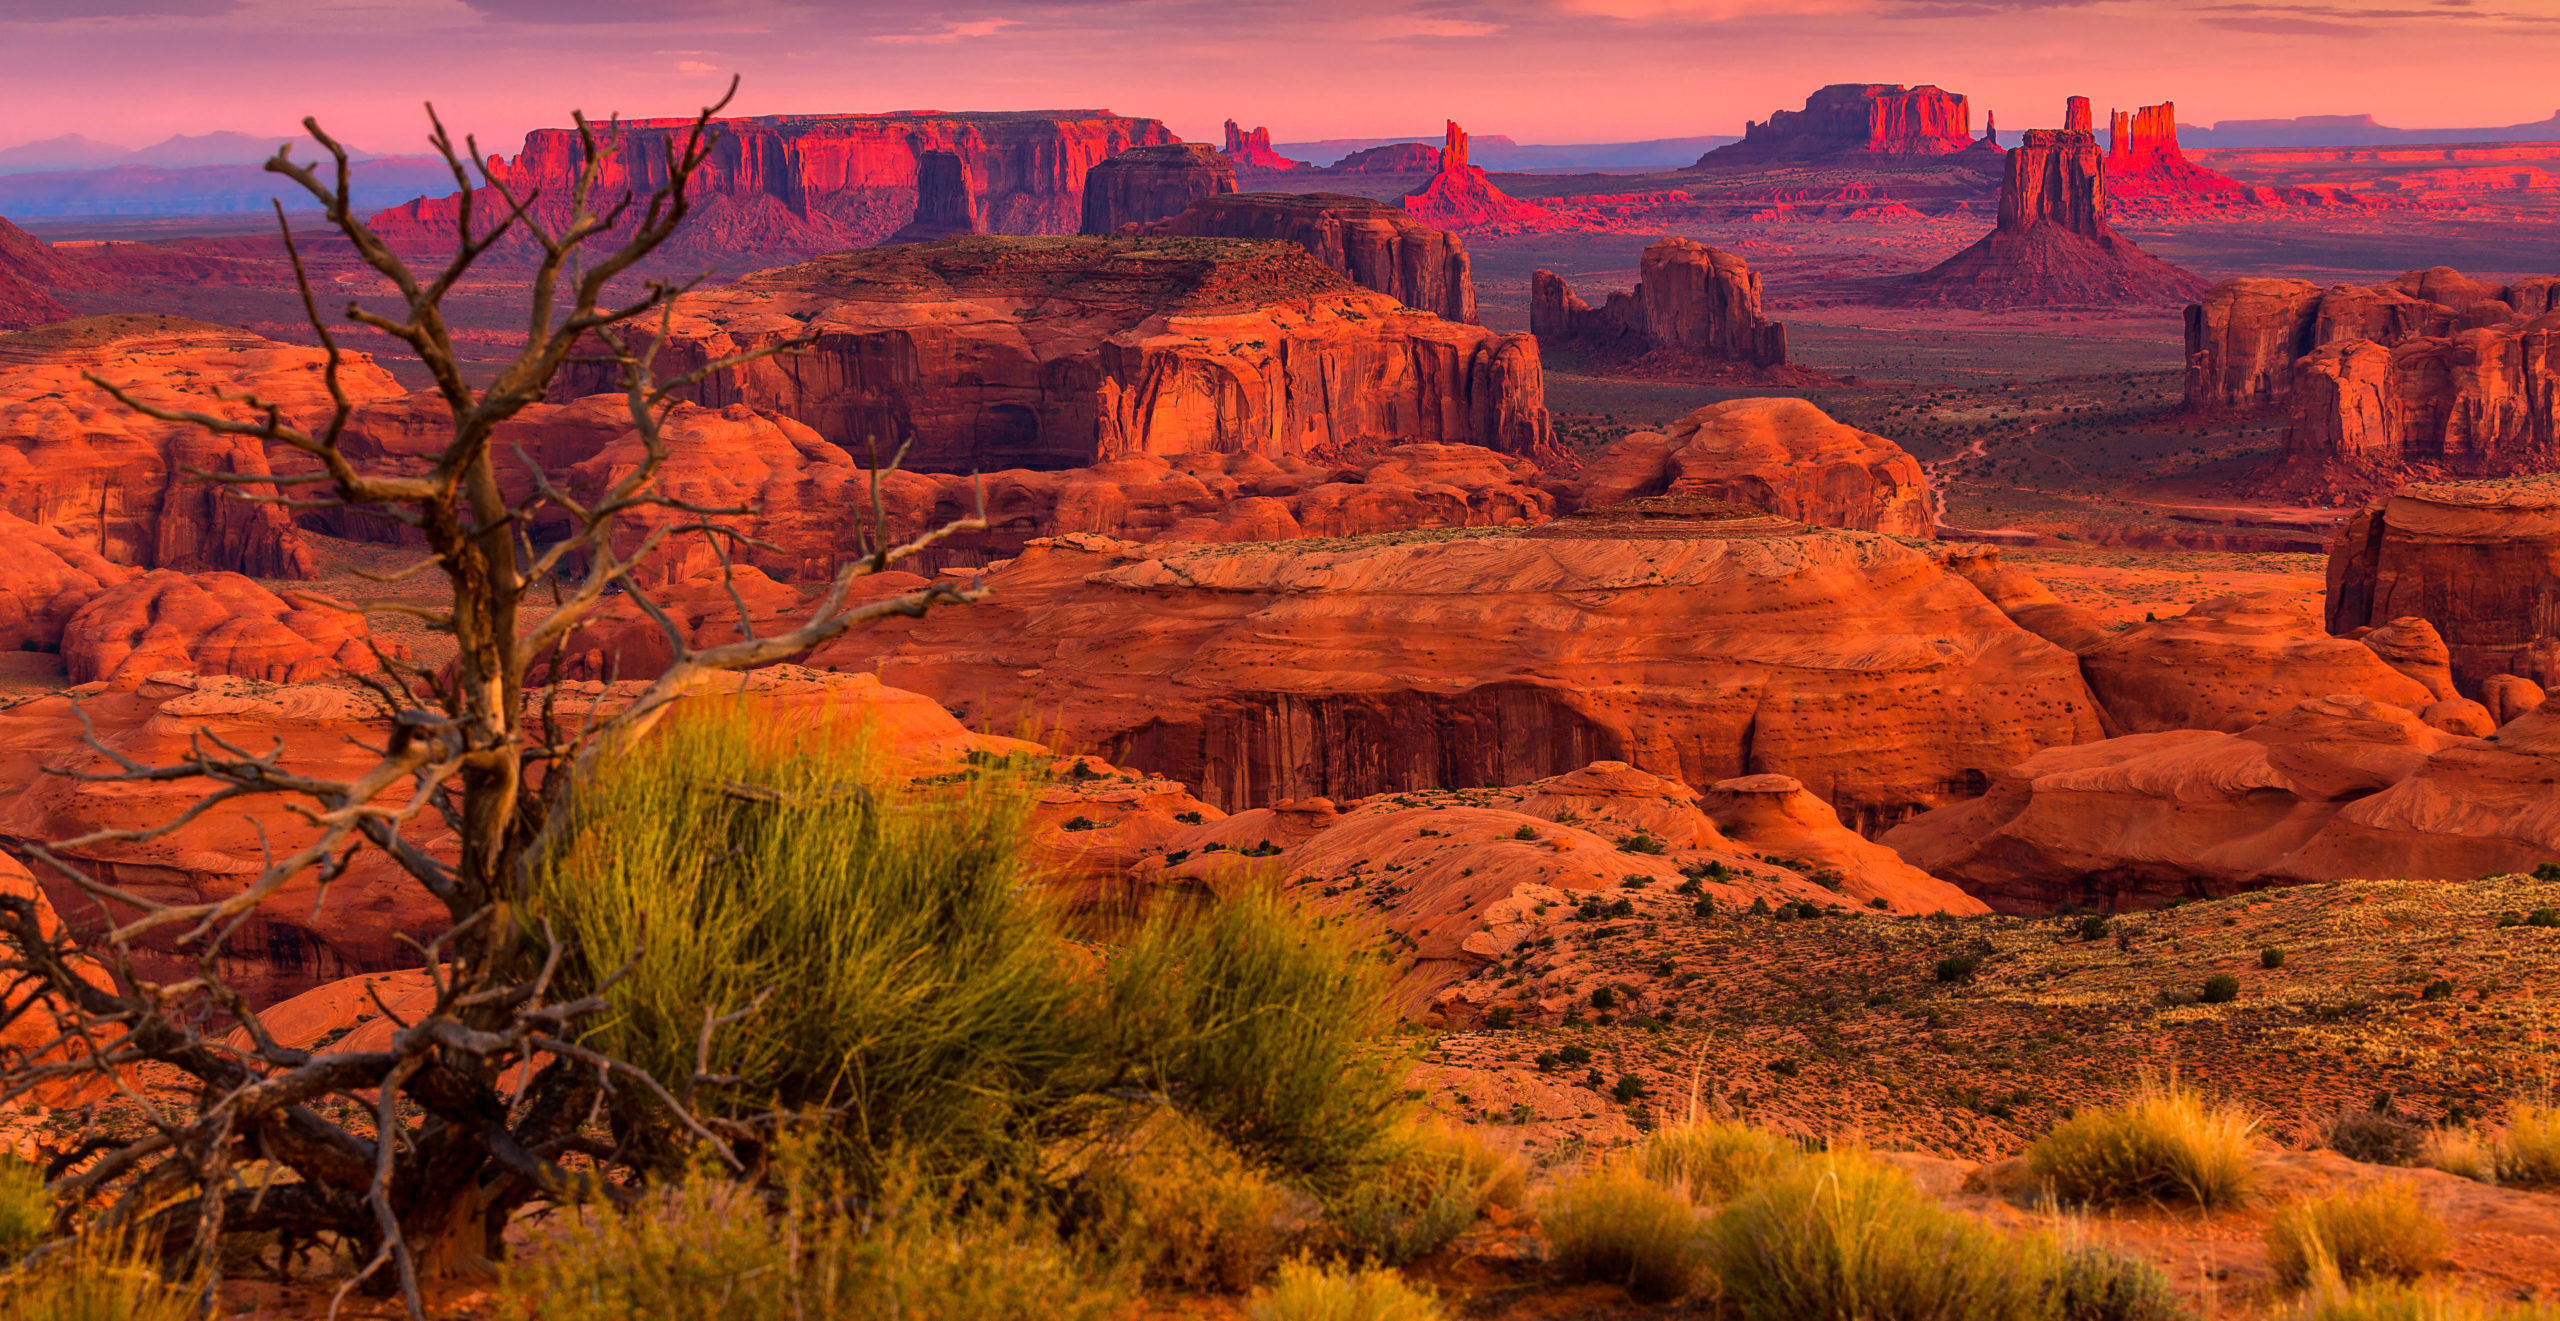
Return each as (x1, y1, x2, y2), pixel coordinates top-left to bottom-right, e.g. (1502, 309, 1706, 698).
(550, 236, 1554, 472)
(806, 524, 2106, 829)
(1698, 773, 1982, 913)
(1139, 192, 1473, 322)
(2483, 674, 2547, 725)
(1574, 398, 1935, 536)
(1885, 695, 2560, 911)
(1532, 238, 1788, 368)
(1080, 143, 1237, 235)
(0, 507, 134, 651)
(60, 569, 384, 687)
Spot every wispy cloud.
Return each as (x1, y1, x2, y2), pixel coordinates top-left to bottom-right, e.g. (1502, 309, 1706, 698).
(874, 16, 1019, 42)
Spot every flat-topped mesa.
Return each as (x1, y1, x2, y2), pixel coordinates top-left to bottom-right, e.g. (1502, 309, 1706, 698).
(1079, 143, 1238, 235)
(1882, 127, 2209, 309)
(2102, 99, 2245, 205)
(368, 111, 1177, 258)
(546, 236, 1552, 473)
(1221, 120, 1305, 173)
(1400, 121, 1554, 231)
(1706, 83, 1976, 160)
(1135, 192, 1474, 322)
(2328, 476, 2560, 695)
(1530, 237, 1787, 368)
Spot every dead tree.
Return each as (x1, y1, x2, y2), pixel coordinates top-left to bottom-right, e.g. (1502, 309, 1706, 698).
(0, 79, 983, 1318)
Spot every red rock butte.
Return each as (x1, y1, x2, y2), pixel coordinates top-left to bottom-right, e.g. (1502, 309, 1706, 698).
(368, 110, 1178, 259)
(2102, 99, 2245, 205)
(1707, 84, 1977, 160)
(1531, 238, 1788, 369)
(1221, 120, 1305, 173)
(1399, 122, 1554, 232)
(1136, 192, 1476, 323)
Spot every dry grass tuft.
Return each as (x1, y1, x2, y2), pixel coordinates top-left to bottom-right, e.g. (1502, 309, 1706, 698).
(2418, 1128, 2497, 1184)
(2494, 1103, 2560, 1187)
(1638, 1119, 1799, 1202)
(1539, 1164, 1710, 1302)
(2027, 1082, 2257, 1208)
(2266, 1183, 2449, 1288)
(1089, 1115, 1300, 1293)
(1247, 1257, 1444, 1321)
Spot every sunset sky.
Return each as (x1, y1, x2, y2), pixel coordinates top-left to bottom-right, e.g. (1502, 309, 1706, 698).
(2, 0, 2555, 155)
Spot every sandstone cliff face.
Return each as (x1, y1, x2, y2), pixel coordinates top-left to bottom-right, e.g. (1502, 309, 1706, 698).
(369, 111, 1178, 259)
(886, 149, 981, 242)
(1221, 121, 1304, 173)
(1708, 84, 1976, 160)
(1575, 398, 1934, 535)
(802, 526, 2106, 829)
(2184, 266, 2545, 410)
(1884, 694, 2560, 912)
(549, 236, 1552, 472)
(1885, 129, 2208, 309)
(61, 569, 384, 687)
(1531, 237, 1788, 367)
(0, 315, 403, 578)
(2327, 476, 2560, 695)
(1399, 122, 1554, 232)
(0, 508, 133, 651)
(1139, 192, 1473, 322)
(0, 215, 82, 331)
(2076, 592, 2441, 733)
(1079, 143, 1237, 235)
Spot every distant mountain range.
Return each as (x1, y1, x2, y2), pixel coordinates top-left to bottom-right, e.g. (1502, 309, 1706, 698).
(1272, 133, 1738, 171)
(0, 130, 398, 175)
(2179, 111, 2560, 149)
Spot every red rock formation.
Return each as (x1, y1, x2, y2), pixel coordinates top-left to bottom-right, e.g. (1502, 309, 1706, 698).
(2101, 100, 2246, 205)
(1884, 694, 2560, 911)
(804, 525, 2105, 829)
(1327, 143, 1444, 175)
(1574, 398, 1935, 536)
(61, 569, 384, 687)
(302, 391, 637, 545)
(1708, 84, 1976, 159)
(0, 215, 83, 331)
(886, 149, 981, 242)
(1137, 192, 1473, 322)
(1530, 237, 1787, 368)
(0, 315, 404, 577)
(2076, 592, 2441, 733)
(369, 111, 1178, 260)
(1079, 143, 1238, 235)
(2257, 306, 2560, 499)
(550, 236, 1553, 472)
(2327, 476, 2560, 695)
(1399, 122, 1554, 232)
(0, 508, 134, 651)
(1883, 129, 2208, 309)
(2184, 267, 2544, 412)
(2065, 97, 2093, 136)
(1220, 120, 1304, 173)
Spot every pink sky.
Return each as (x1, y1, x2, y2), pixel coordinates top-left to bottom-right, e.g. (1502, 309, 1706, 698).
(2, 0, 2555, 154)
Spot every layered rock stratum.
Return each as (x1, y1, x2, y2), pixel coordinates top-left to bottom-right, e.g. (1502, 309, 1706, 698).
(547, 236, 1553, 472)
(1137, 192, 1475, 322)
(2327, 475, 2560, 695)
(369, 111, 1178, 259)
(1531, 237, 1788, 368)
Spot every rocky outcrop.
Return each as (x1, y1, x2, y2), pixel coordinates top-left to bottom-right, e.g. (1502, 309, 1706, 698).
(1138, 192, 1473, 322)
(2327, 476, 2560, 695)
(369, 111, 1178, 260)
(549, 236, 1553, 472)
(1399, 123, 1553, 232)
(1532, 237, 1788, 368)
(0, 215, 82, 331)
(2103, 100, 2244, 205)
(1883, 129, 2209, 309)
(0, 315, 404, 577)
(1574, 398, 1934, 535)
(2257, 300, 2560, 499)
(1079, 144, 1237, 235)
(1221, 121, 1304, 173)
(1884, 694, 2560, 912)
(1329, 143, 1443, 175)
(61, 569, 385, 687)
(0, 508, 134, 651)
(886, 150, 980, 242)
(803, 525, 2106, 828)
(2183, 266, 2557, 411)
(2076, 592, 2441, 733)
(1707, 84, 1976, 160)
(2065, 97, 2093, 135)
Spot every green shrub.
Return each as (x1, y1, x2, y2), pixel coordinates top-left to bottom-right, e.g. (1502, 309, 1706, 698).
(2052, 1244, 2189, 1321)
(1247, 1257, 1443, 1321)
(2495, 1103, 2560, 1186)
(2200, 974, 2241, 1004)
(1636, 1119, 1799, 1202)
(1707, 1150, 2061, 1321)
(2262, 946, 2286, 969)
(2078, 915, 2111, 941)
(0, 1157, 49, 1262)
(1089, 1115, 1298, 1292)
(2027, 1082, 2257, 1208)
(1319, 1125, 1520, 1267)
(536, 706, 1092, 1182)
(1540, 1165, 1709, 1301)
(2266, 1183, 2449, 1287)
(1101, 885, 1406, 1181)
(1589, 985, 1617, 1009)
(1936, 955, 1979, 983)
(2420, 979, 2454, 1001)
(498, 1164, 1122, 1321)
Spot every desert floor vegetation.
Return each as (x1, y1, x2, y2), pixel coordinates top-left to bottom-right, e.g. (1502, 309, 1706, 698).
(2265, 1183, 2451, 1288)
(2026, 1079, 2259, 1208)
